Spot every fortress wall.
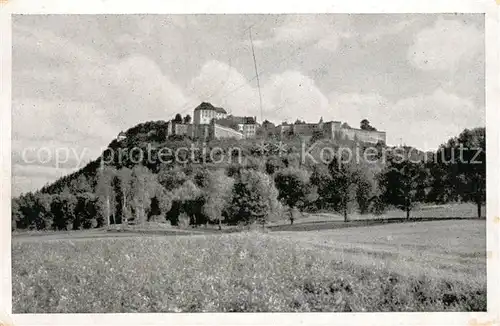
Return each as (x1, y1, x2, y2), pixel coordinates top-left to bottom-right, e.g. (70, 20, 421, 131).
(277, 125, 292, 135)
(166, 118, 386, 144)
(339, 128, 386, 144)
(324, 121, 342, 139)
(212, 123, 244, 140)
(189, 124, 210, 140)
(291, 124, 318, 136)
(174, 124, 190, 136)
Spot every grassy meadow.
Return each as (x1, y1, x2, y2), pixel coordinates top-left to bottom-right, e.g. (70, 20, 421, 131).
(12, 220, 486, 313)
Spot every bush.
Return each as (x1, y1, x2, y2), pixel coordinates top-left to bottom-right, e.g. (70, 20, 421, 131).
(178, 213, 191, 228)
(149, 215, 166, 223)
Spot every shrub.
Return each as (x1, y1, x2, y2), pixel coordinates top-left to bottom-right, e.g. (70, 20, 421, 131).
(149, 215, 166, 223)
(178, 213, 191, 228)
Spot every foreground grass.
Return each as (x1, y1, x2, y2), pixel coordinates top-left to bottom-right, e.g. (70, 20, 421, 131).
(276, 220, 486, 281)
(12, 221, 486, 313)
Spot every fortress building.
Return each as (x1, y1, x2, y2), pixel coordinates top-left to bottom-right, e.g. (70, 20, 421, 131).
(165, 102, 257, 141)
(216, 115, 258, 139)
(275, 117, 386, 144)
(161, 102, 386, 144)
(116, 131, 127, 142)
(193, 102, 228, 125)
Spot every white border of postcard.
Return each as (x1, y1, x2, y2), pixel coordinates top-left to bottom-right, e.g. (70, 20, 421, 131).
(0, 0, 499, 325)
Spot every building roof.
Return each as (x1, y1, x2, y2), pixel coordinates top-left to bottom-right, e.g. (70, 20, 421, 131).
(194, 102, 227, 114)
(213, 118, 240, 132)
(226, 115, 257, 124)
(240, 116, 256, 124)
(262, 120, 275, 127)
(215, 106, 227, 114)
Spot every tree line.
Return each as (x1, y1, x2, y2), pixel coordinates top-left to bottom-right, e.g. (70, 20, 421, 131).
(12, 127, 485, 231)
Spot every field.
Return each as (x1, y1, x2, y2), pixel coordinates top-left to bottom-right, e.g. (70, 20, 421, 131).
(12, 219, 486, 313)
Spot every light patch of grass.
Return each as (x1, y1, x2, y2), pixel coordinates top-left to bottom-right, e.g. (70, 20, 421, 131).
(12, 221, 486, 313)
(273, 203, 486, 225)
(274, 220, 486, 284)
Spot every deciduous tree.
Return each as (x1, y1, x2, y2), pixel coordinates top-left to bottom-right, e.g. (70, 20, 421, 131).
(380, 152, 428, 219)
(230, 170, 279, 227)
(274, 167, 311, 224)
(328, 156, 362, 222)
(117, 168, 133, 225)
(202, 170, 235, 229)
(438, 128, 486, 218)
(96, 166, 117, 227)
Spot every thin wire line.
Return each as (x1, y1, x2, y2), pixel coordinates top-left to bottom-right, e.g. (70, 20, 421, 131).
(166, 18, 270, 120)
(249, 26, 263, 123)
(168, 16, 313, 122)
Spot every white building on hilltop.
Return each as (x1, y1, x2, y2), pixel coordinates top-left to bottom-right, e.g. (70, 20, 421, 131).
(193, 102, 228, 125)
(116, 131, 127, 142)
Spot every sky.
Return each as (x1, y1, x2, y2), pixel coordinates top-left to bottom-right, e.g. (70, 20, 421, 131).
(11, 14, 485, 196)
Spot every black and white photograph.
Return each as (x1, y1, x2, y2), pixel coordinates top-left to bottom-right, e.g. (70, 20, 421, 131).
(1, 0, 499, 324)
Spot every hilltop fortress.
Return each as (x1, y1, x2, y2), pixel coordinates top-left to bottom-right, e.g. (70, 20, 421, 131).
(118, 102, 386, 145)
(274, 118, 386, 144)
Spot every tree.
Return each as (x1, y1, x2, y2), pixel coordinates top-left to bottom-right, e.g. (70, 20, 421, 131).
(74, 193, 99, 229)
(70, 174, 93, 193)
(274, 168, 311, 224)
(130, 165, 158, 224)
(150, 187, 172, 222)
(229, 170, 279, 227)
(311, 129, 326, 143)
(170, 180, 203, 226)
(282, 153, 301, 169)
(173, 114, 183, 123)
(18, 192, 53, 230)
(439, 128, 486, 218)
(328, 156, 362, 222)
(355, 171, 374, 214)
(380, 152, 428, 219)
(50, 192, 77, 230)
(341, 122, 351, 129)
(12, 196, 30, 230)
(426, 157, 457, 204)
(360, 119, 377, 131)
(265, 156, 284, 175)
(172, 179, 201, 201)
(117, 168, 133, 225)
(353, 165, 382, 215)
(183, 114, 192, 124)
(158, 168, 188, 191)
(310, 164, 332, 210)
(202, 170, 235, 229)
(193, 168, 211, 188)
(96, 166, 117, 227)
